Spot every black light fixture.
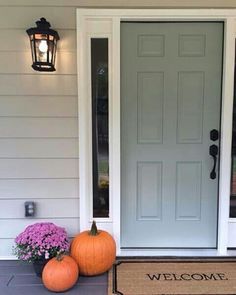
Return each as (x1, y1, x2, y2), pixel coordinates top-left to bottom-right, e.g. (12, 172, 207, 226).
(24, 201, 36, 217)
(26, 17, 60, 72)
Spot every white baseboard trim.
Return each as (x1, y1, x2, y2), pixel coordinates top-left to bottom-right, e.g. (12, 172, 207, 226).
(0, 256, 17, 260)
(119, 249, 236, 257)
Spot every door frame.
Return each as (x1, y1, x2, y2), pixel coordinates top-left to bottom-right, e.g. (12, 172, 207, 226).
(76, 8, 236, 255)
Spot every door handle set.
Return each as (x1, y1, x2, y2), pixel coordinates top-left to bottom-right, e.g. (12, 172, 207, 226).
(209, 129, 219, 180)
(209, 144, 218, 179)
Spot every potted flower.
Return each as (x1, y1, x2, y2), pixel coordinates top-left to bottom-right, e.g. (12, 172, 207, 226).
(13, 222, 70, 277)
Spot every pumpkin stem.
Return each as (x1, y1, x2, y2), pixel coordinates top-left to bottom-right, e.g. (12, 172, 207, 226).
(56, 252, 64, 261)
(89, 221, 99, 236)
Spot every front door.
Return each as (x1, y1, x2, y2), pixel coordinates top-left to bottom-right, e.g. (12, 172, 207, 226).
(121, 22, 223, 248)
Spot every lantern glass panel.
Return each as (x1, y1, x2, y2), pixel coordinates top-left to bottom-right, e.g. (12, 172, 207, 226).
(52, 44, 57, 65)
(35, 33, 44, 39)
(30, 39, 35, 62)
(48, 41, 55, 63)
(35, 39, 48, 63)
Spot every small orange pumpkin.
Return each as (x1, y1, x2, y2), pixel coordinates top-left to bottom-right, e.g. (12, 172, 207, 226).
(42, 254, 79, 292)
(70, 221, 116, 276)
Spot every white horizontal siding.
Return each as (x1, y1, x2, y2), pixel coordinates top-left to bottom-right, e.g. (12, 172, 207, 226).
(0, 218, 79, 239)
(0, 3, 79, 258)
(0, 118, 77, 138)
(0, 75, 77, 96)
(0, 52, 77, 74)
(0, 96, 77, 116)
(0, 199, 79, 218)
(0, 139, 78, 158)
(0, 239, 15, 258)
(0, 159, 78, 179)
(0, 7, 76, 29)
(0, 179, 79, 199)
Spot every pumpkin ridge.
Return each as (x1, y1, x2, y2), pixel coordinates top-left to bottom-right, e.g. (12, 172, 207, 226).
(101, 233, 107, 273)
(104, 233, 114, 270)
(108, 235, 114, 265)
(93, 235, 96, 275)
(86, 235, 92, 275)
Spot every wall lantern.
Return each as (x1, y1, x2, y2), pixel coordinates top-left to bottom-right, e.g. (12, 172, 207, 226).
(26, 17, 60, 72)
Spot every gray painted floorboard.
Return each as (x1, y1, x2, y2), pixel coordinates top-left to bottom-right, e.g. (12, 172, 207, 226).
(0, 261, 108, 295)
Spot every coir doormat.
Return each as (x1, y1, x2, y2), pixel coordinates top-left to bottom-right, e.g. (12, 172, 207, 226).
(108, 258, 236, 295)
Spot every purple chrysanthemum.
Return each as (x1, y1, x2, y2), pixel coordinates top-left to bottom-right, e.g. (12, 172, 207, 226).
(13, 222, 70, 262)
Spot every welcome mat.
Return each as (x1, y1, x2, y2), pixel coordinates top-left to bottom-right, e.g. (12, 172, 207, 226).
(108, 258, 236, 295)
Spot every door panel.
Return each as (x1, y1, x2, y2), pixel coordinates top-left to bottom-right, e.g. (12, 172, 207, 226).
(176, 161, 202, 220)
(121, 22, 223, 248)
(137, 161, 162, 220)
(177, 71, 204, 143)
(137, 72, 164, 143)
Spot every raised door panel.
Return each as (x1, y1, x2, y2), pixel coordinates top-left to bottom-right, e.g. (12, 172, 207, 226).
(137, 72, 164, 144)
(176, 162, 202, 220)
(137, 162, 162, 220)
(177, 71, 204, 143)
(138, 35, 165, 57)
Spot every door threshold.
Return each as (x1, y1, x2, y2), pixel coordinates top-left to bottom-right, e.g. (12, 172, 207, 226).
(119, 249, 236, 257)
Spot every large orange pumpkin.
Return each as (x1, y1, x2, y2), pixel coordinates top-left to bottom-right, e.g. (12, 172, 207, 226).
(70, 221, 116, 276)
(42, 254, 79, 292)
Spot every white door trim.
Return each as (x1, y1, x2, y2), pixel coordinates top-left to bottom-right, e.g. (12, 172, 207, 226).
(76, 8, 236, 256)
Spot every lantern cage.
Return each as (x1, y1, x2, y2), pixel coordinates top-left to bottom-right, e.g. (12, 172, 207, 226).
(26, 17, 60, 72)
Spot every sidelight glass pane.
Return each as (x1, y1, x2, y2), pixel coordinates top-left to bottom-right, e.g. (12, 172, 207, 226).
(91, 38, 109, 218)
(230, 57, 236, 218)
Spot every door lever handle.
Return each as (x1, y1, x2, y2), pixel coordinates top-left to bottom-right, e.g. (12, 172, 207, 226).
(209, 144, 218, 179)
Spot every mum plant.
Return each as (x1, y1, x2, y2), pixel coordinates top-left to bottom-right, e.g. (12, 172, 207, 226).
(13, 222, 70, 262)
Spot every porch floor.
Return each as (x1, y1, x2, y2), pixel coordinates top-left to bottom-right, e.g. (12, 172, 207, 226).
(0, 260, 108, 295)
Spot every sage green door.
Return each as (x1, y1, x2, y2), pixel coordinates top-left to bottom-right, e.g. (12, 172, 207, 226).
(121, 22, 223, 248)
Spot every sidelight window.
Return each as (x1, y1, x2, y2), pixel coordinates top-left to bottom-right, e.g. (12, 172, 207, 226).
(91, 38, 109, 218)
(230, 53, 236, 217)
